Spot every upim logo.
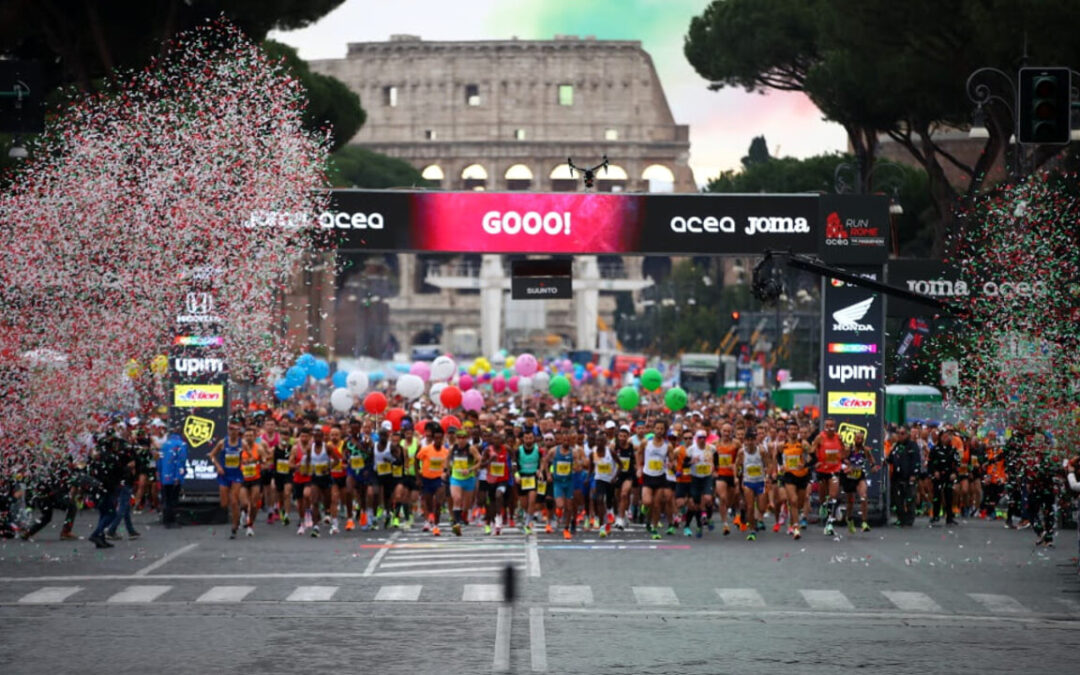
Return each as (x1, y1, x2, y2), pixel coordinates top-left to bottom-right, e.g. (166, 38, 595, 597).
(482, 211, 571, 235)
(828, 364, 878, 383)
(174, 358, 224, 375)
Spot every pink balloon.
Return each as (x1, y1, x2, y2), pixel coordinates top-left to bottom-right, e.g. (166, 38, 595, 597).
(492, 375, 506, 393)
(459, 373, 474, 391)
(462, 389, 484, 412)
(409, 361, 431, 382)
(515, 353, 538, 377)
(508, 375, 519, 393)
(561, 359, 573, 372)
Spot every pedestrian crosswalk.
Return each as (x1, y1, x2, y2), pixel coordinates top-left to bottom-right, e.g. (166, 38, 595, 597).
(368, 533, 529, 577)
(4, 583, 1072, 617)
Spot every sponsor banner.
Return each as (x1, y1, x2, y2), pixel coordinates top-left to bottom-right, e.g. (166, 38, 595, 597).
(173, 357, 225, 376)
(885, 259, 1049, 317)
(837, 422, 868, 449)
(826, 391, 877, 415)
(818, 194, 890, 264)
(173, 384, 224, 407)
(828, 342, 878, 354)
(182, 414, 216, 449)
(826, 363, 880, 385)
(173, 335, 224, 347)
(511, 276, 572, 300)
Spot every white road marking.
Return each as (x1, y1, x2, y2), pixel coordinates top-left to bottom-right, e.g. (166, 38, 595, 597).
(463, 584, 502, 602)
(527, 535, 541, 578)
(529, 607, 548, 672)
(134, 543, 199, 577)
(374, 585, 423, 602)
(18, 586, 83, 604)
(196, 586, 255, 603)
(632, 586, 679, 606)
(881, 590, 942, 613)
(379, 555, 526, 568)
(549, 585, 593, 605)
(387, 548, 523, 557)
(715, 588, 766, 608)
(374, 566, 524, 578)
(800, 589, 854, 611)
(363, 531, 401, 576)
(493, 605, 512, 672)
(968, 593, 1030, 614)
(107, 585, 173, 603)
(286, 585, 339, 602)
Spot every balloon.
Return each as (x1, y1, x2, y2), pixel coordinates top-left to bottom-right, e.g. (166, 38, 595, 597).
(549, 374, 571, 398)
(150, 354, 168, 376)
(369, 370, 384, 383)
(124, 359, 143, 379)
(617, 386, 640, 411)
(533, 371, 550, 391)
(440, 385, 463, 409)
(429, 381, 447, 403)
(332, 370, 349, 388)
(462, 389, 484, 412)
(330, 387, 354, 413)
(297, 353, 316, 371)
(508, 375, 519, 393)
(431, 355, 456, 381)
(396, 373, 425, 400)
(274, 379, 293, 401)
(394, 362, 410, 373)
(309, 358, 330, 381)
(409, 361, 431, 382)
(492, 375, 506, 393)
(363, 391, 387, 414)
(515, 353, 538, 377)
(505, 356, 516, 369)
(346, 371, 369, 396)
(561, 359, 573, 372)
(440, 414, 462, 432)
(386, 407, 406, 430)
(467, 364, 479, 377)
(518, 376, 533, 395)
(459, 373, 474, 391)
(641, 367, 662, 392)
(664, 386, 688, 412)
(285, 365, 306, 388)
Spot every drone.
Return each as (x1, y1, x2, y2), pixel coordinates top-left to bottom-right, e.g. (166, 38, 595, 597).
(567, 155, 609, 189)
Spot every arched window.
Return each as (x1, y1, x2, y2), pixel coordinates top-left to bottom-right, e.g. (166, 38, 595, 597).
(549, 163, 576, 192)
(461, 164, 488, 191)
(504, 164, 533, 191)
(421, 165, 444, 188)
(642, 164, 675, 193)
(595, 164, 628, 192)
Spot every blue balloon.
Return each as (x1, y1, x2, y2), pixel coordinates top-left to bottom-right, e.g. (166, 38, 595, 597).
(274, 378, 293, 401)
(332, 370, 349, 388)
(369, 370, 385, 383)
(285, 365, 306, 388)
(309, 358, 330, 381)
(394, 363, 410, 373)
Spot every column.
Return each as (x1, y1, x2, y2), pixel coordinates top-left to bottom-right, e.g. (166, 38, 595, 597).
(480, 254, 503, 358)
(575, 256, 599, 351)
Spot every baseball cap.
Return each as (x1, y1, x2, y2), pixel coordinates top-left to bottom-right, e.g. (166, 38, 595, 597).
(149, 418, 166, 428)
(544, 412, 554, 419)
(543, 432, 555, 441)
(604, 420, 616, 430)
(619, 425, 631, 433)
(380, 420, 393, 431)
(455, 428, 468, 437)
(694, 430, 707, 439)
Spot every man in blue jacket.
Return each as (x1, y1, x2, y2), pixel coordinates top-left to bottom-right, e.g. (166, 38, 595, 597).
(158, 427, 189, 529)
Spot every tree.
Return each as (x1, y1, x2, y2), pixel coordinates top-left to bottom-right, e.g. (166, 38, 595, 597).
(328, 146, 431, 189)
(741, 135, 771, 169)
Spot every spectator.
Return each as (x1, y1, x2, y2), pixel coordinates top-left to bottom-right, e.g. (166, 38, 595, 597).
(106, 419, 141, 541)
(87, 428, 125, 549)
(887, 427, 920, 526)
(158, 427, 189, 529)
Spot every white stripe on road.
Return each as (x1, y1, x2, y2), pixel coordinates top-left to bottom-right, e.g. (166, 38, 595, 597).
(715, 588, 766, 608)
(363, 531, 401, 576)
(881, 590, 942, 613)
(196, 586, 256, 603)
(632, 586, 679, 606)
(463, 584, 502, 602)
(969, 593, 1030, 614)
(18, 586, 83, 604)
(379, 555, 526, 568)
(387, 548, 523, 557)
(134, 543, 199, 577)
(549, 585, 593, 605)
(800, 589, 854, 611)
(529, 607, 548, 672)
(374, 585, 423, 602)
(527, 535, 541, 578)
(374, 566, 524, 578)
(286, 586, 339, 602)
(493, 605, 512, 672)
(107, 585, 173, 603)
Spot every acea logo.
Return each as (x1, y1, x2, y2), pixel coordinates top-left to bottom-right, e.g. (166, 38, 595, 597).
(832, 297, 876, 331)
(174, 384, 224, 408)
(183, 415, 216, 448)
(827, 392, 876, 415)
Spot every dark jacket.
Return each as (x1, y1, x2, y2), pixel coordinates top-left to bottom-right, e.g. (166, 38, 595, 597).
(887, 439, 921, 480)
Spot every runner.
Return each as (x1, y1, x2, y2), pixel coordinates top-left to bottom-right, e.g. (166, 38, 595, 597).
(306, 427, 332, 537)
(373, 424, 406, 529)
(673, 428, 695, 536)
(416, 424, 450, 535)
(259, 417, 282, 524)
(713, 423, 738, 536)
(686, 429, 716, 538)
(810, 418, 845, 536)
(637, 420, 673, 541)
(326, 424, 346, 535)
(239, 426, 262, 537)
(590, 432, 618, 537)
(735, 427, 771, 541)
(613, 424, 637, 531)
(841, 429, 879, 533)
(542, 426, 582, 540)
(483, 429, 513, 535)
(780, 421, 811, 540)
(208, 421, 248, 539)
(448, 427, 483, 536)
(517, 429, 543, 535)
(290, 426, 313, 535)
(344, 417, 374, 531)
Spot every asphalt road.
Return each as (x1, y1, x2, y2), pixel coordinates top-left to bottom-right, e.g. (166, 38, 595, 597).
(1, 511, 1077, 674)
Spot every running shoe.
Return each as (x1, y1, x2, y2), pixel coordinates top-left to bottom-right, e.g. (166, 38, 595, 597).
(824, 523, 834, 536)
(607, 512, 615, 525)
(432, 526, 441, 536)
(798, 517, 808, 529)
(746, 532, 756, 542)
(707, 519, 715, 532)
(772, 522, 781, 533)
(484, 524, 492, 535)
(229, 529, 237, 540)
(598, 528, 607, 538)
(848, 520, 856, 534)
(494, 526, 501, 536)
(544, 523, 553, 534)
(523, 525, 533, 535)
(452, 523, 462, 536)
(304, 512, 313, 529)
(346, 519, 355, 532)
(311, 524, 320, 538)
(665, 525, 676, 536)
(861, 522, 871, 532)
(695, 526, 703, 539)
(422, 521, 431, 532)
(245, 526, 254, 537)
(296, 524, 305, 536)
(683, 526, 693, 537)
(756, 521, 766, 531)
(615, 517, 625, 531)
(267, 512, 275, 525)
(563, 529, 572, 540)
(358, 511, 368, 528)
(722, 524, 731, 536)
(282, 512, 290, 526)
(651, 531, 662, 541)
(792, 527, 801, 540)
(391, 516, 401, 529)
(329, 523, 339, 536)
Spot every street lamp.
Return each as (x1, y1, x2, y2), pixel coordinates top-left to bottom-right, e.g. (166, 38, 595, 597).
(7, 136, 27, 160)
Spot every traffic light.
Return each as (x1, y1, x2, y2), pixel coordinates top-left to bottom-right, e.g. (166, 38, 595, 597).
(1018, 67, 1071, 145)
(731, 311, 741, 325)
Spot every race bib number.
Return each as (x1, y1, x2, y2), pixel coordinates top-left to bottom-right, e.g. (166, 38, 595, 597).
(555, 461, 571, 476)
(428, 458, 444, 472)
(847, 468, 863, 479)
(620, 457, 630, 471)
(241, 464, 256, 479)
(520, 475, 536, 490)
(376, 462, 391, 476)
(224, 454, 240, 469)
(825, 449, 840, 463)
(276, 459, 290, 474)
(537, 479, 548, 493)
(596, 462, 612, 475)
(693, 463, 712, 477)
(746, 465, 763, 478)
(453, 458, 469, 472)
(647, 458, 663, 472)
(717, 455, 733, 467)
(490, 463, 506, 477)
(785, 455, 800, 470)
(350, 456, 365, 471)
(392, 465, 403, 477)
(314, 464, 329, 476)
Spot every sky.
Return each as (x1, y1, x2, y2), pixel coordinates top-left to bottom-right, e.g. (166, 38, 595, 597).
(271, 0, 848, 186)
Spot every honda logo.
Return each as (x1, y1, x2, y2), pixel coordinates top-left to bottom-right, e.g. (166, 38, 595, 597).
(185, 292, 214, 315)
(832, 297, 876, 332)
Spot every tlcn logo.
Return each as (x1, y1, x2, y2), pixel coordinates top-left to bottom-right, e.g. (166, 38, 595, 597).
(827, 364, 878, 383)
(832, 297, 876, 332)
(174, 358, 224, 375)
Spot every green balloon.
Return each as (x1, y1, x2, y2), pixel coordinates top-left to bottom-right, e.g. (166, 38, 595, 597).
(549, 374, 571, 398)
(641, 367, 662, 392)
(616, 386, 640, 411)
(664, 386, 688, 412)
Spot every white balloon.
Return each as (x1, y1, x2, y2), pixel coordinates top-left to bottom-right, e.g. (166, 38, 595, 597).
(430, 355, 457, 382)
(533, 371, 550, 391)
(428, 381, 448, 403)
(396, 373, 425, 400)
(346, 371, 369, 396)
(330, 387, 355, 413)
(518, 376, 534, 393)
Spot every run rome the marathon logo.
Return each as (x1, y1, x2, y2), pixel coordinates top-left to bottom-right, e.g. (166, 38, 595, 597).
(826, 392, 877, 415)
(482, 211, 572, 236)
(173, 357, 224, 375)
(669, 215, 810, 236)
(827, 364, 879, 383)
(824, 211, 884, 248)
(174, 384, 224, 408)
(832, 297, 877, 331)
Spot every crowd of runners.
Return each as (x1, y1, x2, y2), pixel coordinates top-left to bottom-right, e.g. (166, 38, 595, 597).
(5, 391, 1078, 555)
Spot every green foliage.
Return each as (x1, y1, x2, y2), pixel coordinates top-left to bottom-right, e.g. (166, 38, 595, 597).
(741, 136, 771, 169)
(328, 146, 431, 189)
